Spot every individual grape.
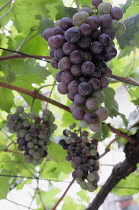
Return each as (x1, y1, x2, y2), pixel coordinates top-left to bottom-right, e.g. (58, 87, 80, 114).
(53, 35, 66, 48)
(84, 112, 96, 124)
(92, 0, 103, 8)
(81, 61, 95, 76)
(38, 131, 46, 139)
(70, 102, 79, 112)
(28, 148, 35, 155)
(7, 121, 16, 129)
(28, 112, 36, 119)
(32, 137, 38, 144)
(78, 82, 92, 96)
(90, 41, 103, 54)
(91, 90, 105, 103)
(115, 22, 126, 36)
(72, 11, 89, 26)
(88, 78, 100, 91)
(34, 116, 41, 124)
(21, 112, 28, 120)
(27, 142, 34, 149)
(80, 181, 88, 190)
(65, 136, 74, 144)
(50, 49, 54, 58)
(111, 19, 119, 29)
(18, 129, 27, 138)
(90, 29, 101, 41)
(73, 156, 82, 164)
(60, 17, 73, 31)
(72, 107, 85, 120)
(56, 71, 62, 83)
(99, 76, 109, 88)
(12, 113, 20, 121)
(54, 48, 65, 61)
(48, 36, 56, 49)
(99, 14, 112, 29)
(95, 107, 109, 121)
(98, 2, 111, 15)
(58, 57, 72, 71)
(23, 120, 30, 128)
(90, 149, 97, 156)
(32, 152, 41, 160)
(98, 33, 111, 46)
(24, 155, 33, 163)
(88, 159, 94, 165)
(95, 61, 108, 75)
(82, 51, 92, 61)
(38, 139, 45, 146)
(51, 57, 58, 69)
(68, 92, 75, 101)
(76, 177, 83, 184)
(80, 7, 92, 15)
(91, 68, 101, 78)
(65, 27, 80, 43)
(89, 121, 102, 132)
(68, 80, 80, 95)
(82, 131, 89, 136)
(74, 93, 86, 105)
(69, 123, 76, 130)
(43, 28, 53, 41)
(76, 169, 84, 177)
(79, 120, 89, 129)
(77, 36, 91, 49)
(79, 23, 92, 36)
(60, 71, 74, 85)
(81, 163, 90, 171)
(86, 97, 99, 111)
(110, 6, 123, 21)
(25, 133, 32, 141)
(52, 26, 64, 35)
(16, 106, 24, 113)
(86, 16, 100, 30)
(105, 45, 117, 61)
(71, 65, 82, 76)
(63, 42, 76, 55)
(15, 123, 23, 131)
(70, 50, 84, 64)
(18, 138, 26, 146)
(102, 27, 115, 40)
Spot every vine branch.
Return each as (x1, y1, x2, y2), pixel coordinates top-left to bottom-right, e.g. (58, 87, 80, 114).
(111, 74, 139, 87)
(51, 178, 75, 210)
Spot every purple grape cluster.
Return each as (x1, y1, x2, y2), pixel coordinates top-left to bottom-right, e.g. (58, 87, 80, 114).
(43, 1, 126, 132)
(59, 124, 100, 191)
(7, 106, 57, 166)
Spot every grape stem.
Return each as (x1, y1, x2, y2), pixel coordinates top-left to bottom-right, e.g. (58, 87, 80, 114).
(76, 0, 80, 12)
(111, 74, 139, 87)
(1, 149, 23, 155)
(51, 178, 75, 210)
(99, 137, 119, 159)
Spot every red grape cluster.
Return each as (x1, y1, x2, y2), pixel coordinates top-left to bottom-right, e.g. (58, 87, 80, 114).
(43, 0, 126, 132)
(7, 106, 57, 166)
(59, 123, 100, 191)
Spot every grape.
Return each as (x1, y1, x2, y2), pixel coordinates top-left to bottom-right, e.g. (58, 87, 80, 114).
(27, 142, 34, 149)
(54, 48, 65, 61)
(15, 123, 23, 131)
(38, 131, 46, 139)
(18, 129, 27, 138)
(52, 26, 64, 35)
(111, 20, 119, 29)
(69, 123, 76, 130)
(21, 112, 28, 120)
(80, 7, 92, 15)
(19, 138, 26, 146)
(88, 186, 96, 192)
(88, 159, 94, 165)
(91, 29, 101, 41)
(25, 133, 32, 141)
(70, 50, 84, 64)
(95, 61, 108, 75)
(65, 27, 80, 43)
(79, 120, 89, 129)
(12, 113, 20, 121)
(28, 112, 36, 119)
(53, 35, 66, 48)
(86, 16, 100, 30)
(91, 90, 105, 103)
(90, 149, 97, 156)
(70, 102, 79, 112)
(16, 106, 24, 113)
(28, 148, 35, 155)
(98, 2, 111, 15)
(23, 120, 30, 127)
(76, 169, 84, 177)
(110, 6, 123, 21)
(89, 121, 102, 132)
(32, 137, 38, 144)
(76, 177, 83, 184)
(72, 11, 89, 26)
(58, 57, 72, 71)
(72, 107, 85, 120)
(92, 0, 103, 8)
(78, 82, 92, 96)
(68, 80, 80, 95)
(7, 121, 16, 129)
(115, 22, 126, 36)
(56, 71, 62, 83)
(73, 156, 82, 164)
(88, 78, 100, 91)
(63, 42, 76, 55)
(86, 97, 99, 111)
(82, 51, 92, 61)
(79, 23, 92, 36)
(84, 112, 96, 124)
(50, 49, 54, 58)
(34, 116, 41, 124)
(99, 76, 109, 88)
(98, 33, 111, 46)
(105, 45, 117, 61)
(38, 140, 45, 146)
(74, 93, 86, 105)
(81, 61, 95, 76)
(71, 65, 82, 76)
(91, 68, 101, 78)
(60, 17, 73, 31)
(43, 28, 53, 41)
(102, 27, 115, 40)
(99, 14, 112, 29)
(77, 36, 91, 49)
(82, 163, 90, 171)
(24, 155, 33, 163)
(60, 71, 74, 85)
(32, 152, 41, 160)
(68, 92, 75, 101)
(48, 36, 56, 49)
(51, 58, 58, 69)
(90, 41, 103, 54)
(95, 107, 109, 121)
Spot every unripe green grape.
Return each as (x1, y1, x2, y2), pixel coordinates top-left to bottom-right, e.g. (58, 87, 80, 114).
(88, 186, 96, 192)
(18, 129, 27, 138)
(87, 173, 96, 182)
(65, 137, 74, 144)
(24, 155, 33, 163)
(95, 107, 109, 121)
(38, 139, 45, 146)
(111, 19, 119, 29)
(76, 177, 83, 184)
(89, 144, 97, 150)
(34, 145, 39, 150)
(38, 131, 46, 139)
(98, 2, 111, 15)
(21, 112, 28, 120)
(90, 149, 97, 156)
(82, 136, 88, 143)
(28, 112, 36, 119)
(89, 121, 102, 132)
(65, 129, 71, 136)
(27, 141, 34, 149)
(69, 123, 76, 130)
(28, 148, 35, 155)
(80, 181, 88, 190)
(49, 124, 57, 131)
(23, 120, 30, 127)
(79, 120, 89, 129)
(25, 133, 32, 141)
(86, 181, 93, 188)
(15, 122, 23, 131)
(32, 137, 38, 144)
(8, 128, 16, 133)
(7, 114, 13, 121)
(16, 106, 24, 114)
(46, 139, 51, 146)
(115, 22, 126, 36)
(42, 145, 47, 151)
(42, 115, 48, 121)
(91, 90, 105, 103)
(72, 11, 89, 26)
(43, 109, 51, 116)
(88, 159, 95, 165)
(49, 115, 55, 123)
(54, 20, 61, 27)
(32, 152, 41, 160)
(32, 159, 39, 166)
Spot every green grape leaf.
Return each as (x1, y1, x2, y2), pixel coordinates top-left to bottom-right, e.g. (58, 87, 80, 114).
(6, 71, 16, 83)
(77, 190, 91, 203)
(0, 87, 14, 112)
(48, 142, 67, 162)
(37, 16, 54, 34)
(0, 169, 11, 199)
(62, 196, 85, 210)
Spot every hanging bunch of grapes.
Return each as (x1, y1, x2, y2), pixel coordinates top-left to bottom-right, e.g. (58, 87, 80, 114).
(7, 106, 57, 166)
(59, 123, 100, 191)
(43, 0, 125, 132)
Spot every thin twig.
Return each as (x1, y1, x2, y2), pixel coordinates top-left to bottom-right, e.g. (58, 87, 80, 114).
(1, 149, 23, 155)
(111, 74, 139, 86)
(6, 198, 35, 210)
(99, 137, 119, 159)
(36, 180, 47, 210)
(51, 178, 75, 210)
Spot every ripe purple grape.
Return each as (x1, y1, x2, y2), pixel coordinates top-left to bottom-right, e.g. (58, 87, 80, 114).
(43, 28, 53, 41)
(77, 36, 91, 49)
(63, 42, 77, 55)
(92, 0, 103, 8)
(72, 107, 85, 120)
(98, 33, 111, 46)
(54, 48, 65, 61)
(60, 17, 73, 31)
(86, 97, 99, 110)
(65, 27, 80, 43)
(58, 57, 72, 71)
(84, 112, 96, 124)
(60, 71, 74, 85)
(86, 16, 100, 30)
(99, 14, 112, 29)
(74, 93, 86, 105)
(90, 41, 103, 54)
(110, 6, 123, 21)
(68, 80, 80, 94)
(78, 82, 92, 96)
(79, 23, 92, 36)
(70, 50, 84, 64)
(81, 61, 95, 76)
(71, 65, 82, 76)
(52, 26, 64, 35)
(88, 78, 100, 91)
(57, 82, 68, 94)
(51, 58, 58, 69)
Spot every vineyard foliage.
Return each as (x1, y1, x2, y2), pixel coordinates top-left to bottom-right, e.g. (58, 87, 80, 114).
(0, 0, 139, 209)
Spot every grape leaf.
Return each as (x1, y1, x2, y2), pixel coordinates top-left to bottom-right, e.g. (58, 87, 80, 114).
(0, 87, 14, 112)
(0, 169, 11, 199)
(62, 196, 85, 210)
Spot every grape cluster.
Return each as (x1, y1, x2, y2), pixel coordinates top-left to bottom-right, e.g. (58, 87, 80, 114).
(43, 1, 126, 132)
(7, 106, 57, 166)
(59, 124, 100, 191)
